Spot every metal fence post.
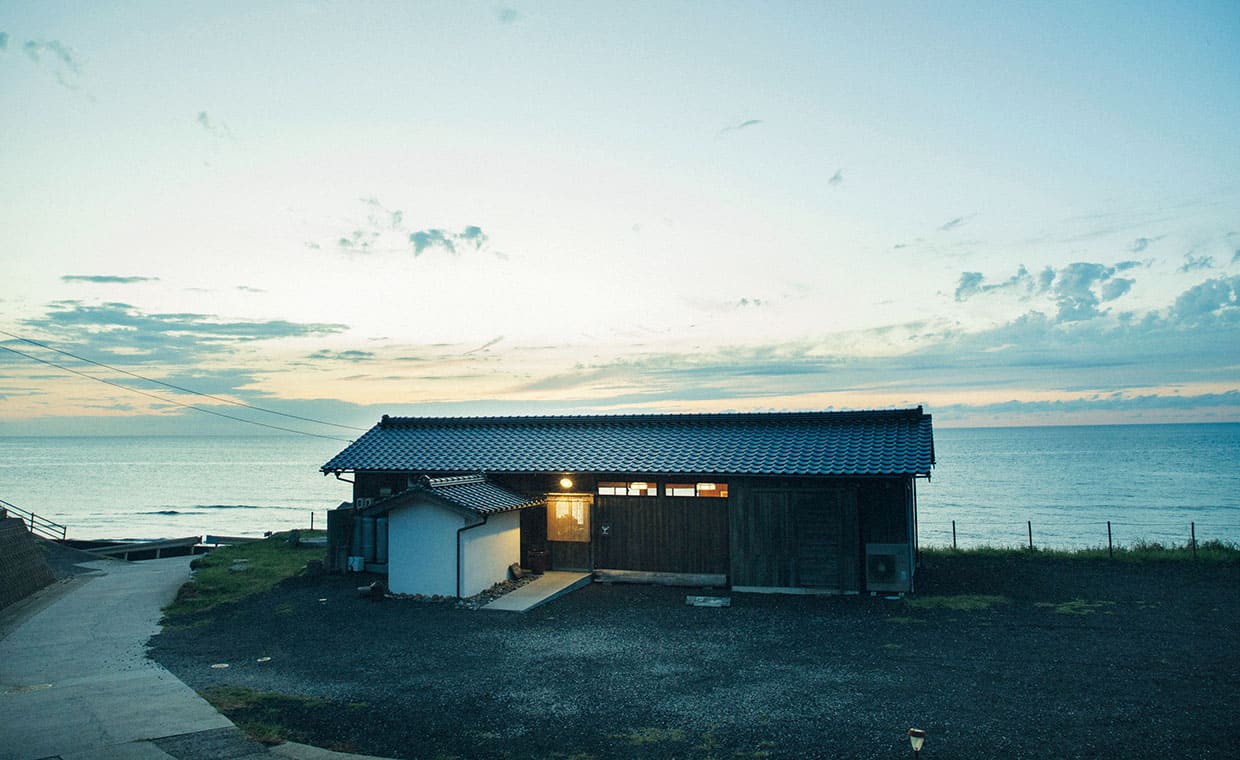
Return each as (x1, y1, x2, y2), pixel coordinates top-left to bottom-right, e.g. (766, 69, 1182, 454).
(1027, 520, 1033, 551)
(1107, 520, 1113, 558)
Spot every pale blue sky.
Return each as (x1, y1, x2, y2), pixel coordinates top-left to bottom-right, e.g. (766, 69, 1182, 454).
(2, 1, 1238, 433)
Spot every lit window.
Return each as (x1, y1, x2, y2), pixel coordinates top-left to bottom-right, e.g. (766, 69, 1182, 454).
(665, 482, 729, 498)
(547, 495, 590, 542)
(597, 481, 657, 496)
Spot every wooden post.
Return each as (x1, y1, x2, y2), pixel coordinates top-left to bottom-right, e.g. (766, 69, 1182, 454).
(311, 512, 315, 531)
(1107, 520, 1113, 558)
(1191, 521, 1197, 560)
(1027, 520, 1033, 551)
(952, 520, 957, 550)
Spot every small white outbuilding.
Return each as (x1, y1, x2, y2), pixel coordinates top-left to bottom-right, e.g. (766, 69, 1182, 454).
(363, 474, 543, 598)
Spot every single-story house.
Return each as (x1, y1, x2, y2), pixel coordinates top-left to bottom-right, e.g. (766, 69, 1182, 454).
(322, 407, 935, 596)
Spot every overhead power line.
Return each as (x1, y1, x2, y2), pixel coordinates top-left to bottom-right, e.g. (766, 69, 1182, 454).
(0, 335, 358, 442)
(0, 329, 367, 432)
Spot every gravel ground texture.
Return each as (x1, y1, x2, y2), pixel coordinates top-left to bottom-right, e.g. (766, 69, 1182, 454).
(149, 555, 1239, 759)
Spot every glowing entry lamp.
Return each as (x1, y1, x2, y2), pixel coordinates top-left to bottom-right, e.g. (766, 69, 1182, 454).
(907, 728, 926, 757)
(559, 477, 574, 490)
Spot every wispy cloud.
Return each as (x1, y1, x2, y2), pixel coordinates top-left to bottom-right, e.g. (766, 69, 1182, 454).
(22, 301, 348, 363)
(319, 196, 498, 258)
(1130, 236, 1162, 253)
(306, 349, 375, 362)
(497, 7, 520, 24)
(61, 275, 160, 284)
(954, 266, 1039, 302)
(0, 31, 9, 51)
(936, 390, 1240, 421)
(828, 169, 844, 186)
(718, 119, 763, 137)
(1170, 275, 1240, 326)
(955, 261, 1138, 322)
(21, 38, 84, 90)
(1050, 262, 1125, 322)
(196, 111, 235, 141)
(1178, 253, 1214, 272)
(410, 225, 489, 256)
(939, 216, 965, 231)
(462, 335, 504, 355)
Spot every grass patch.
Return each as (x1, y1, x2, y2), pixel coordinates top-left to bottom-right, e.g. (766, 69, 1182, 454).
(163, 531, 324, 619)
(906, 594, 1010, 611)
(199, 685, 329, 746)
(922, 539, 1239, 563)
(1035, 599, 1116, 615)
(884, 616, 925, 624)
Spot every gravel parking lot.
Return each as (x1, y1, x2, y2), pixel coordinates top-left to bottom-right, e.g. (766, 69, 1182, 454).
(150, 555, 1239, 759)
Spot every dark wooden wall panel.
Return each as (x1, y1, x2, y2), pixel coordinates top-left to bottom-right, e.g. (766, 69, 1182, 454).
(594, 495, 729, 574)
(730, 480, 864, 591)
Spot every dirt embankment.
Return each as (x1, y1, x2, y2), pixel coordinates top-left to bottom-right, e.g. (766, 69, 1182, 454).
(150, 555, 1240, 759)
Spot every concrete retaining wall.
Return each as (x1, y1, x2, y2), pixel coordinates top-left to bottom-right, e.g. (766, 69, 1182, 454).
(0, 517, 56, 609)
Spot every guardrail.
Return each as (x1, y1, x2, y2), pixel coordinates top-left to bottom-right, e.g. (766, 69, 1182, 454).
(0, 498, 67, 540)
(83, 536, 204, 561)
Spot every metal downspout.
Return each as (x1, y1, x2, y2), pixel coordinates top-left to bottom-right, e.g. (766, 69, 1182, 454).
(910, 478, 919, 593)
(456, 514, 489, 598)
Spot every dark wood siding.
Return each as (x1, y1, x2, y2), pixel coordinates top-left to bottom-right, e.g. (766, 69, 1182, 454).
(548, 540, 591, 571)
(729, 480, 861, 591)
(858, 480, 911, 545)
(594, 494, 729, 575)
(519, 505, 547, 568)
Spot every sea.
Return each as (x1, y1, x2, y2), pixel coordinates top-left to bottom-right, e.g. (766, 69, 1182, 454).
(0, 423, 1237, 548)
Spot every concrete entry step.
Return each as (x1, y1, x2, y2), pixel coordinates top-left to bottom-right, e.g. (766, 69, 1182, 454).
(482, 571, 592, 612)
(153, 726, 268, 759)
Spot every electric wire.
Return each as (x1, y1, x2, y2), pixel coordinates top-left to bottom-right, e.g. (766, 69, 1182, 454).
(0, 329, 367, 432)
(0, 342, 354, 442)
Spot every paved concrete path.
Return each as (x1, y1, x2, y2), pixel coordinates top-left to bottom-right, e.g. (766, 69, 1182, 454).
(0, 555, 390, 760)
(482, 570, 592, 612)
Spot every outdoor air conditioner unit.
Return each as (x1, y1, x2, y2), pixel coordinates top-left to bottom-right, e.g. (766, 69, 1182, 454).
(355, 497, 374, 509)
(865, 543, 911, 593)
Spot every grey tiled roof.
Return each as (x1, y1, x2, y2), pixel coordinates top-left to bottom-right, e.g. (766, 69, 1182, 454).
(324, 407, 934, 477)
(363, 474, 544, 516)
(421, 475, 544, 515)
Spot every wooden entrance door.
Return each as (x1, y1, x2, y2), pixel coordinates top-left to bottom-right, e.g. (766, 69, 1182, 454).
(545, 493, 592, 570)
(794, 490, 860, 590)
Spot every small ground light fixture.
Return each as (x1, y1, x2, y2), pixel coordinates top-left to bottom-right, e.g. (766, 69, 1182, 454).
(559, 477, 574, 489)
(908, 728, 926, 757)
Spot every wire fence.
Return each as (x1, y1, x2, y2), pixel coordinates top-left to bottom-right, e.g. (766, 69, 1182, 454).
(919, 517, 1230, 555)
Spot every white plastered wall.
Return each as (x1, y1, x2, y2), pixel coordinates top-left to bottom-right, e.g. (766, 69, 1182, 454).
(386, 499, 464, 597)
(459, 509, 521, 598)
